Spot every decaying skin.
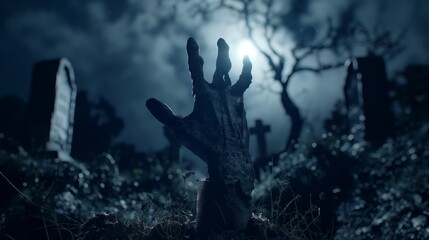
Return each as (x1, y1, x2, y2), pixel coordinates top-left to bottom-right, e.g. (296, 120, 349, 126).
(146, 37, 254, 232)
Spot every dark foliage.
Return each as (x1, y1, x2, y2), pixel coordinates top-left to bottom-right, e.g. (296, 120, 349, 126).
(0, 96, 27, 143)
(72, 91, 124, 160)
(0, 134, 190, 239)
(335, 123, 429, 239)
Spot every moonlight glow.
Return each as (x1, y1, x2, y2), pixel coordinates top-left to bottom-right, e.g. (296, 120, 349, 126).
(238, 40, 257, 60)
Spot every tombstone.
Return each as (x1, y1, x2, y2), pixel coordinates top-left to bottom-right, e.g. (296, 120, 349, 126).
(344, 55, 393, 145)
(250, 119, 271, 158)
(27, 58, 77, 157)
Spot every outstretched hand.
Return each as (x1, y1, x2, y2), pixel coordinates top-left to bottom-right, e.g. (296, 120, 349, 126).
(146, 37, 254, 231)
(146, 37, 252, 164)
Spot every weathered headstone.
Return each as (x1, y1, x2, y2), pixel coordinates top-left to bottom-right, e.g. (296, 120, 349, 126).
(27, 58, 77, 156)
(250, 119, 271, 158)
(344, 55, 393, 145)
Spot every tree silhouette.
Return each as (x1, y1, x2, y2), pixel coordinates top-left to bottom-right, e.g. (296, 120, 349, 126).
(187, 0, 406, 152)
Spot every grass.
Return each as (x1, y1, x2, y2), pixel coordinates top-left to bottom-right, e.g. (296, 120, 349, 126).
(253, 163, 331, 240)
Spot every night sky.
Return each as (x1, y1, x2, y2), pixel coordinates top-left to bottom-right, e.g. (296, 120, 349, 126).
(1, 0, 428, 159)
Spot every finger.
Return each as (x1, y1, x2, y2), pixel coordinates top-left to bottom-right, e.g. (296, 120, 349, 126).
(231, 55, 252, 95)
(187, 37, 206, 96)
(146, 98, 181, 127)
(213, 38, 232, 88)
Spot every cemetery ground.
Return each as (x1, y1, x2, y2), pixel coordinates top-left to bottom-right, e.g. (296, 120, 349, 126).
(1, 120, 429, 239)
(1, 44, 428, 239)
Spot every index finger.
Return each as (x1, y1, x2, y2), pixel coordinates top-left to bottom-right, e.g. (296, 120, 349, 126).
(187, 38, 207, 96)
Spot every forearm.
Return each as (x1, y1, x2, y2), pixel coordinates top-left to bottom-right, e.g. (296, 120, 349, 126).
(206, 150, 254, 197)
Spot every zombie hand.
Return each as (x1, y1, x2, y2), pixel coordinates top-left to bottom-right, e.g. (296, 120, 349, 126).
(146, 37, 254, 229)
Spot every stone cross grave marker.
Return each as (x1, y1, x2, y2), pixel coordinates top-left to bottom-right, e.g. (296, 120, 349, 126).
(250, 119, 271, 158)
(27, 58, 77, 156)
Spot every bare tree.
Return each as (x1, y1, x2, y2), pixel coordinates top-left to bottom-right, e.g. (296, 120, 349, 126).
(186, 0, 406, 152)
(192, 0, 348, 151)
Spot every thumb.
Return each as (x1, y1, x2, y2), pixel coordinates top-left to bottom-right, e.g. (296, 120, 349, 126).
(146, 98, 181, 127)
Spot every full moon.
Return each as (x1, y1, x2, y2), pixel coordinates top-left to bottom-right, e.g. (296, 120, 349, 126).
(238, 40, 257, 59)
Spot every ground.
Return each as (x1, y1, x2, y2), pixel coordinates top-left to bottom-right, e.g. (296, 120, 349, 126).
(1, 122, 429, 239)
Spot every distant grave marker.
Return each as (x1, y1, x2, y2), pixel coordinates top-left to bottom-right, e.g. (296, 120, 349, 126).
(250, 119, 271, 158)
(344, 55, 393, 145)
(27, 58, 77, 156)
